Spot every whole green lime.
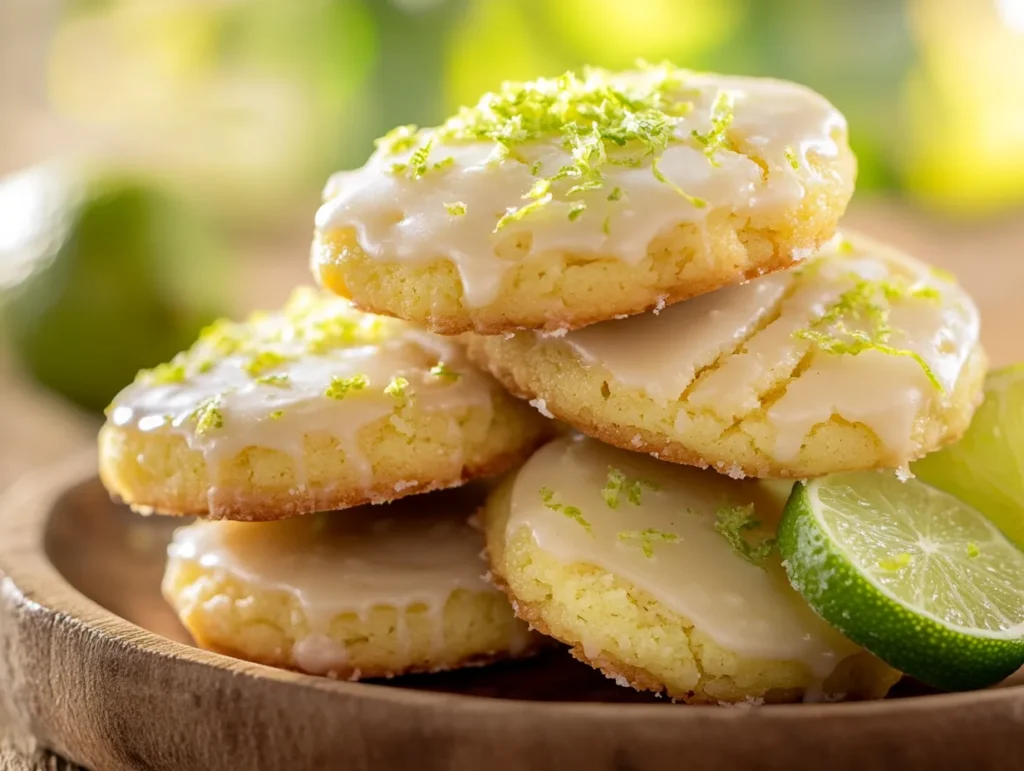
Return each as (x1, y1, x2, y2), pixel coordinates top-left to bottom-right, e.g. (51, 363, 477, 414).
(0, 166, 227, 413)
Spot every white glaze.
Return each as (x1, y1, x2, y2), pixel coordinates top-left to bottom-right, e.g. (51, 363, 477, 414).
(108, 290, 496, 494)
(507, 436, 862, 682)
(316, 70, 851, 307)
(168, 488, 501, 674)
(557, 235, 980, 464)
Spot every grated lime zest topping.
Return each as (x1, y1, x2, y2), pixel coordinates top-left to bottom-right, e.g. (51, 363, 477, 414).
(837, 237, 856, 255)
(785, 146, 800, 170)
(715, 504, 775, 565)
(602, 466, 657, 508)
(444, 201, 467, 216)
(652, 158, 706, 207)
(255, 374, 290, 388)
(325, 374, 369, 400)
(794, 272, 945, 391)
(690, 91, 734, 166)
(189, 396, 224, 437)
(429, 362, 460, 381)
(375, 124, 419, 154)
(141, 359, 187, 385)
(269, 410, 284, 420)
(384, 376, 410, 400)
(539, 487, 592, 532)
(568, 201, 587, 221)
(618, 528, 680, 558)
(495, 192, 552, 231)
(407, 139, 434, 179)
(967, 542, 980, 558)
(375, 63, 712, 226)
(243, 350, 292, 377)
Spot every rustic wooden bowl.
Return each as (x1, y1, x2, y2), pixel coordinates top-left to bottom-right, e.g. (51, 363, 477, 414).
(1, 458, 1022, 771)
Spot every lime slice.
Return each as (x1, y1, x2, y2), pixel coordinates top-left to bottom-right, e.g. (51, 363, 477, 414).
(779, 472, 1024, 691)
(913, 364, 1024, 549)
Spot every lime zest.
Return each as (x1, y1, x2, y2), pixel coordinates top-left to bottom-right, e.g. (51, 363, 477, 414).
(602, 466, 657, 509)
(384, 63, 707, 225)
(785, 146, 800, 170)
(384, 376, 410, 400)
(691, 91, 734, 166)
(269, 410, 284, 420)
(602, 467, 628, 508)
(794, 272, 945, 391)
(837, 237, 856, 255)
(607, 186, 623, 201)
(967, 542, 980, 558)
(539, 487, 591, 532)
(254, 374, 290, 388)
(444, 201, 467, 216)
(495, 193, 553, 231)
(714, 504, 775, 565)
(325, 374, 369, 400)
(407, 139, 434, 179)
(189, 396, 224, 437)
(141, 359, 187, 385)
(796, 328, 942, 391)
(568, 201, 587, 221)
(618, 528, 680, 558)
(429, 362, 460, 381)
(652, 158, 706, 207)
(432, 156, 455, 172)
(375, 124, 419, 154)
(243, 350, 291, 377)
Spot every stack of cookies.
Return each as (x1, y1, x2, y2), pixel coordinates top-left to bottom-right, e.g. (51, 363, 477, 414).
(99, 64, 986, 704)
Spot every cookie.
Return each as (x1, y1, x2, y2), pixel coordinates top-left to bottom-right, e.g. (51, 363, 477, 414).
(313, 64, 854, 334)
(480, 435, 901, 703)
(467, 234, 985, 478)
(163, 487, 542, 679)
(99, 289, 549, 520)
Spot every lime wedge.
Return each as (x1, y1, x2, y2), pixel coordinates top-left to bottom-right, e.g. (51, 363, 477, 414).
(913, 364, 1024, 549)
(779, 472, 1024, 691)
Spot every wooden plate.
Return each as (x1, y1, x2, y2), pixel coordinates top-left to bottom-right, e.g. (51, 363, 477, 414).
(1, 459, 1022, 771)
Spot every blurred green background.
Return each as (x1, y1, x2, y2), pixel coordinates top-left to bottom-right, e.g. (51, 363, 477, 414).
(1, 0, 1023, 413)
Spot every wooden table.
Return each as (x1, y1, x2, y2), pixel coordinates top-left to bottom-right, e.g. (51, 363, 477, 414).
(0, 205, 1021, 769)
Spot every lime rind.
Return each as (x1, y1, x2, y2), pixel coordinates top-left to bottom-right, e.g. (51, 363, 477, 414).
(779, 475, 1024, 691)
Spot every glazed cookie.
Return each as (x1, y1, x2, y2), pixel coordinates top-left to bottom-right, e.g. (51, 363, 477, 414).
(313, 64, 855, 334)
(468, 234, 986, 478)
(163, 487, 542, 679)
(481, 435, 901, 704)
(99, 289, 549, 520)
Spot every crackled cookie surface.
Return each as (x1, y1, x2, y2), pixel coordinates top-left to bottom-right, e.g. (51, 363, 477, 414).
(314, 64, 854, 334)
(164, 487, 541, 679)
(468, 234, 985, 478)
(481, 436, 900, 703)
(99, 289, 549, 520)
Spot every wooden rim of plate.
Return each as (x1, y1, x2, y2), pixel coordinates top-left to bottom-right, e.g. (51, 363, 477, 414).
(1, 456, 1022, 771)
